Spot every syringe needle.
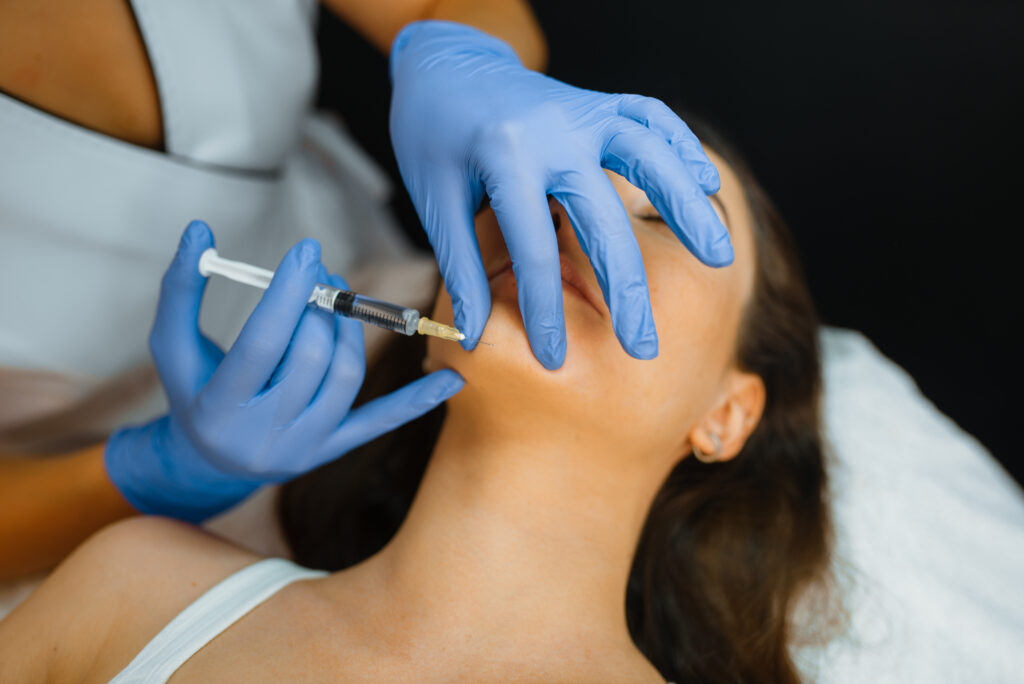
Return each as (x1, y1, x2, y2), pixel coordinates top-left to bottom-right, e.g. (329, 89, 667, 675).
(416, 317, 466, 342)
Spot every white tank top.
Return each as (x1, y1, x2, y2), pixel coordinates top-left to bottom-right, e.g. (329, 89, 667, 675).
(0, 0, 411, 447)
(109, 558, 327, 683)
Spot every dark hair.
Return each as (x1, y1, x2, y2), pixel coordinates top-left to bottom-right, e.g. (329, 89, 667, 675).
(279, 120, 833, 683)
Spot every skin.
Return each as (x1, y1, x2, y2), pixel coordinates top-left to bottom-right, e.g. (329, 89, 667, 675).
(0, 151, 767, 682)
(0, 0, 545, 581)
(0, 444, 134, 581)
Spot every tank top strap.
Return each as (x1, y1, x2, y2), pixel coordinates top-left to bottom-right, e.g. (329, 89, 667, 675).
(110, 558, 327, 684)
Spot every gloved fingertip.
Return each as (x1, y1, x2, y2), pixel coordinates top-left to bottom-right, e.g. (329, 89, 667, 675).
(613, 297, 659, 360)
(700, 165, 722, 194)
(168, 223, 214, 287)
(182, 219, 212, 243)
(432, 368, 466, 397)
(537, 351, 565, 371)
(704, 230, 735, 268)
(535, 333, 567, 371)
(452, 302, 483, 351)
(400, 370, 465, 414)
(179, 220, 214, 255)
(626, 330, 659, 360)
(295, 238, 322, 267)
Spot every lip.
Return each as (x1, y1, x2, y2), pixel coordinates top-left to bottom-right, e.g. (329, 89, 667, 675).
(487, 255, 604, 317)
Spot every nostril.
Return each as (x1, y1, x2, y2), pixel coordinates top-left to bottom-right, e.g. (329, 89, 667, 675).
(547, 196, 563, 232)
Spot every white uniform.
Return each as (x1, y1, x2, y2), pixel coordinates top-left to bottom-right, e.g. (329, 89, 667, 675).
(0, 0, 423, 451)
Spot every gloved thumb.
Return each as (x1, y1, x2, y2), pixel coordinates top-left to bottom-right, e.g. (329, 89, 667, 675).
(312, 369, 464, 471)
(150, 220, 216, 406)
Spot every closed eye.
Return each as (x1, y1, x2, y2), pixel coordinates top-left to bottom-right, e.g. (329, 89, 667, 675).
(635, 194, 731, 232)
(637, 212, 666, 224)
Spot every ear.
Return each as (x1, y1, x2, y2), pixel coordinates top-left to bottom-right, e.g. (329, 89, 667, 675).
(687, 370, 766, 463)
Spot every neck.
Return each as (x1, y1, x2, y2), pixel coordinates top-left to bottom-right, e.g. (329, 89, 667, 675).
(338, 394, 672, 657)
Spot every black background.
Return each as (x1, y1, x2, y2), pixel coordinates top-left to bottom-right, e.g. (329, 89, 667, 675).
(315, 1, 1022, 484)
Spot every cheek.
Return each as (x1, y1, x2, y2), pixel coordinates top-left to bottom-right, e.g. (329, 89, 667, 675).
(585, 340, 719, 455)
(424, 284, 541, 394)
(627, 245, 745, 433)
(426, 283, 666, 446)
(424, 241, 742, 456)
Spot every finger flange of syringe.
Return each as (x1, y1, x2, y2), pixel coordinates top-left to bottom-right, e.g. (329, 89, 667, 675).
(198, 248, 464, 342)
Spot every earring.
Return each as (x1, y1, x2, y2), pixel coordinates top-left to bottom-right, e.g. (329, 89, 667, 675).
(692, 432, 722, 463)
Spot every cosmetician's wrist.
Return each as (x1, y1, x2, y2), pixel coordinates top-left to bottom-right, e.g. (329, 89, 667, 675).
(104, 416, 262, 524)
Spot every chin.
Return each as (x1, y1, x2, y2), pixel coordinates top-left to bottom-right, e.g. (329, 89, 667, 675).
(426, 297, 536, 384)
(426, 292, 614, 422)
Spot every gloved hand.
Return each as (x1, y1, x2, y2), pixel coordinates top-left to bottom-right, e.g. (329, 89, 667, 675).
(389, 20, 732, 370)
(105, 221, 464, 522)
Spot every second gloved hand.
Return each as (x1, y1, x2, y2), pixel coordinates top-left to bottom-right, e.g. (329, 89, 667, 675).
(389, 21, 732, 370)
(105, 221, 464, 522)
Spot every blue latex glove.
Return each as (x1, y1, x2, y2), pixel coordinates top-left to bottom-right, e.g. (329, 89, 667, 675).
(389, 20, 732, 370)
(105, 221, 464, 522)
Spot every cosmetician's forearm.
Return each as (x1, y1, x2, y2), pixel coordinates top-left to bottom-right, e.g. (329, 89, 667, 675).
(322, 0, 548, 70)
(0, 443, 136, 581)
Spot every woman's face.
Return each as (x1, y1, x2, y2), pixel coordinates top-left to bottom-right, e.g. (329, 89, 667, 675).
(426, 149, 757, 460)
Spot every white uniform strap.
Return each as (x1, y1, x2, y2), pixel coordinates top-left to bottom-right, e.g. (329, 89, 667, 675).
(128, 0, 318, 171)
(110, 558, 326, 684)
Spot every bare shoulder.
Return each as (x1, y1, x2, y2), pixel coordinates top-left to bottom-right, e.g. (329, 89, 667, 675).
(0, 516, 259, 683)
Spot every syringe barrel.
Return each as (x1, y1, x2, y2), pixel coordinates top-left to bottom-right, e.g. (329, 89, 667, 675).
(198, 249, 421, 335)
(311, 285, 419, 335)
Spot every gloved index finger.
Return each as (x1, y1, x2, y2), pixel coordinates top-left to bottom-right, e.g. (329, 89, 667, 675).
(314, 369, 464, 471)
(616, 95, 721, 195)
(207, 239, 322, 403)
(602, 120, 733, 267)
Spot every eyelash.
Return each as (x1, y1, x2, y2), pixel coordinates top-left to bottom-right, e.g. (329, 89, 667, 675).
(637, 213, 666, 224)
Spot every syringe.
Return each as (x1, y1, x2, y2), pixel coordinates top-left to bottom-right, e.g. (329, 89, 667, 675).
(198, 249, 464, 342)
